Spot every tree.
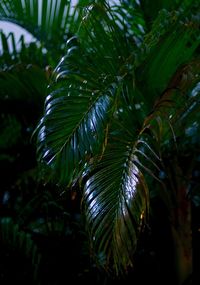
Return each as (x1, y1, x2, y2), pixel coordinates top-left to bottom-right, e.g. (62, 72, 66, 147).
(1, 1, 200, 284)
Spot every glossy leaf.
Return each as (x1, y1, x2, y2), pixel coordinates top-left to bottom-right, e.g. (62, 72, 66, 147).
(34, 0, 200, 275)
(83, 125, 155, 273)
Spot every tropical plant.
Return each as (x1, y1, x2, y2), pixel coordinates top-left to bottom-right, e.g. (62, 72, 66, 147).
(34, 1, 200, 284)
(1, 0, 200, 284)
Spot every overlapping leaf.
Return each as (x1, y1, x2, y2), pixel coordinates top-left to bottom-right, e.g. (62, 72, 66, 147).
(35, 0, 200, 275)
(36, 2, 136, 186)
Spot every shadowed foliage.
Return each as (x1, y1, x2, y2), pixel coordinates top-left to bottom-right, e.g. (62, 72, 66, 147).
(0, 1, 200, 284)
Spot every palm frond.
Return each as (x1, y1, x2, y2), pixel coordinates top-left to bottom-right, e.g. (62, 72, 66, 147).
(77, 2, 134, 76)
(111, 0, 146, 45)
(36, 83, 113, 185)
(35, 0, 200, 275)
(36, 2, 137, 185)
(0, 30, 49, 67)
(82, 50, 200, 273)
(82, 117, 163, 272)
(0, 0, 88, 62)
(0, 63, 47, 102)
(137, 7, 200, 104)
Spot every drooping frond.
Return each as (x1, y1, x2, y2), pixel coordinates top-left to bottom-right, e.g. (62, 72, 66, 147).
(35, 2, 137, 186)
(82, 91, 165, 273)
(82, 51, 200, 272)
(36, 80, 113, 186)
(35, 0, 200, 275)
(35, 44, 114, 185)
(84, 140, 149, 273)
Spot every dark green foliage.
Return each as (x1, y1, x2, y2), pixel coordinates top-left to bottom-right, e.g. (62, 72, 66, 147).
(35, 0, 200, 275)
(0, 0, 200, 284)
(0, 1, 109, 283)
(0, 217, 41, 284)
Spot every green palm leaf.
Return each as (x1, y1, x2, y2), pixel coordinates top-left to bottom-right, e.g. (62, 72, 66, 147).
(138, 8, 200, 104)
(112, 0, 146, 44)
(37, 83, 112, 185)
(0, 63, 47, 102)
(0, 30, 49, 67)
(83, 126, 153, 273)
(35, 0, 200, 275)
(0, 0, 89, 62)
(36, 2, 136, 185)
